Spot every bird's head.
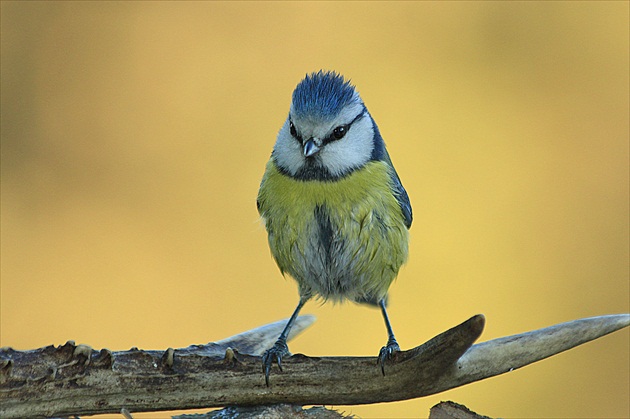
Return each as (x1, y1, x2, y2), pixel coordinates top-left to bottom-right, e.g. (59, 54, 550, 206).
(272, 71, 377, 180)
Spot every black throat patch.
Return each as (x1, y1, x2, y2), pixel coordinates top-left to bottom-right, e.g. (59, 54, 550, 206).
(295, 158, 336, 181)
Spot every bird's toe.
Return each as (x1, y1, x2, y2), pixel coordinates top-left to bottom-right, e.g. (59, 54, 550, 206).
(262, 340, 290, 386)
(377, 339, 400, 376)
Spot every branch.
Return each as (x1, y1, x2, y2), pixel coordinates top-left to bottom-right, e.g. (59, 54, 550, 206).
(1, 314, 628, 418)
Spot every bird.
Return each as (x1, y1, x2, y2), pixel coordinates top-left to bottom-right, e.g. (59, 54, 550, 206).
(257, 70, 412, 385)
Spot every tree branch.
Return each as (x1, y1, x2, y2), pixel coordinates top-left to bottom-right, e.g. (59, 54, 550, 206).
(1, 314, 628, 418)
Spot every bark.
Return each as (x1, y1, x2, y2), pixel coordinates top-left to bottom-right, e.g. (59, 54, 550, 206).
(1, 314, 628, 419)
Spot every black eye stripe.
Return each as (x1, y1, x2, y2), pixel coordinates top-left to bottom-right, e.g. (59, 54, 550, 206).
(289, 109, 366, 144)
(326, 110, 366, 142)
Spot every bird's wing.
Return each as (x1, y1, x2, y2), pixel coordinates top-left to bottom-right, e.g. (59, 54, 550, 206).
(369, 116, 413, 229)
(382, 149, 413, 229)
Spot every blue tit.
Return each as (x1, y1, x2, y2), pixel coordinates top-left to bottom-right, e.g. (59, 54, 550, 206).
(257, 70, 412, 385)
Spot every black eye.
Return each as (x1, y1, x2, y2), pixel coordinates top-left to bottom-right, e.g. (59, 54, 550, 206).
(289, 122, 298, 138)
(332, 125, 347, 140)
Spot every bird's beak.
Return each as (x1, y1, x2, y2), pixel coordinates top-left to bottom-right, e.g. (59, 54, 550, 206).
(303, 139, 320, 157)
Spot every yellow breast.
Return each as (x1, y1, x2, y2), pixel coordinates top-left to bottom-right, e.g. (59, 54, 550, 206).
(257, 160, 409, 303)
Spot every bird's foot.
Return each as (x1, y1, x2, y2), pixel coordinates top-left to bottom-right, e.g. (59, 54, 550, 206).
(377, 338, 400, 376)
(262, 339, 290, 386)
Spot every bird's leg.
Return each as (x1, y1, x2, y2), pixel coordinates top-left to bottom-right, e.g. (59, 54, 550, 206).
(377, 298, 400, 375)
(262, 296, 308, 386)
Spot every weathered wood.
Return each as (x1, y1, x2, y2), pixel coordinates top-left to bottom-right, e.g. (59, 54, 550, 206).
(429, 401, 492, 419)
(0, 314, 628, 419)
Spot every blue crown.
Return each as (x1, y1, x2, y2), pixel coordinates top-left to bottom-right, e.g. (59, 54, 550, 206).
(291, 71, 358, 120)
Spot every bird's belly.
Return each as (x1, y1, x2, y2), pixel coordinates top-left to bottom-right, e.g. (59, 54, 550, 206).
(271, 203, 408, 304)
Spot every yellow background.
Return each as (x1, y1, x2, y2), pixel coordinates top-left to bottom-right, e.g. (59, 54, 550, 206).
(1, 2, 628, 418)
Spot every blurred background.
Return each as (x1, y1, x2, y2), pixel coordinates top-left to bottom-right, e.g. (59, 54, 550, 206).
(1, 2, 628, 418)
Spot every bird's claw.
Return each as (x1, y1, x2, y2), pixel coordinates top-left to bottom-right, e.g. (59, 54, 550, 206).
(262, 339, 290, 386)
(377, 339, 400, 376)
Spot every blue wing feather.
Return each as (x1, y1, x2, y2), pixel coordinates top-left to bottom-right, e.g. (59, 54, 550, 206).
(369, 117, 413, 229)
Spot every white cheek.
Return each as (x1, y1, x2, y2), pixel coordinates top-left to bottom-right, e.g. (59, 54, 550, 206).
(272, 121, 304, 176)
(320, 117, 374, 177)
